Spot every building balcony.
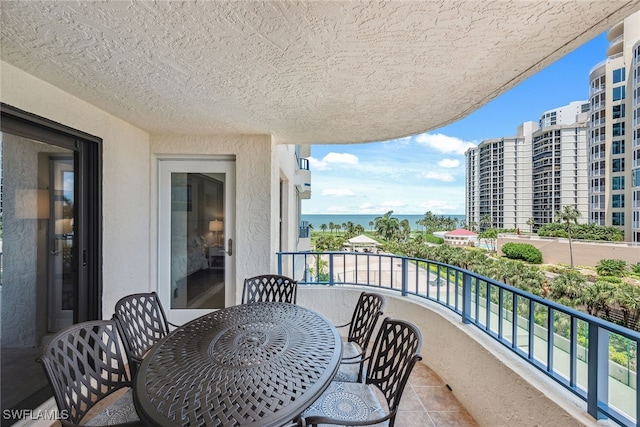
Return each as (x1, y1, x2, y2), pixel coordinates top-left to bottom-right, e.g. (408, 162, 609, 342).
(278, 251, 640, 427)
(295, 159, 311, 199)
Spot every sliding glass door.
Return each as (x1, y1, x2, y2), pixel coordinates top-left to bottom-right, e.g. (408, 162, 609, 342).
(0, 104, 101, 423)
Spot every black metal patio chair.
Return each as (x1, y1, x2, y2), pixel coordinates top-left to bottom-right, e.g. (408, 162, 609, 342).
(299, 317, 422, 427)
(242, 274, 298, 304)
(112, 291, 174, 378)
(332, 291, 385, 382)
(37, 320, 143, 426)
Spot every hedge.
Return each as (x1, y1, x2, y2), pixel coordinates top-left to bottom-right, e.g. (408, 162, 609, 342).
(501, 242, 543, 264)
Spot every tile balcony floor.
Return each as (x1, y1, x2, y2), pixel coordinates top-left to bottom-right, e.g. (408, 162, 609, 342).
(5, 349, 477, 427)
(44, 361, 479, 427)
(397, 361, 479, 427)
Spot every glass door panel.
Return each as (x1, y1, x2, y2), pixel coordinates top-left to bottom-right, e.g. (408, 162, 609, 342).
(49, 157, 74, 332)
(159, 159, 235, 324)
(170, 172, 225, 309)
(0, 134, 75, 419)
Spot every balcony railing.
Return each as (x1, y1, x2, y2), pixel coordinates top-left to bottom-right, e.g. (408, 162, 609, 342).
(278, 251, 640, 427)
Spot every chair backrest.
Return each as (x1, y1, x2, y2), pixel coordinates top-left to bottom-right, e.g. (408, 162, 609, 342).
(346, 292, 385, 351)
(242, 274, 297, 304)
(112, 292, 170, 376)
(37, 320, 131, 425)
(365, 318, 422, 418)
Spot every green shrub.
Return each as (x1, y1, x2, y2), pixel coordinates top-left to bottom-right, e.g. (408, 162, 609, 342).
(537, 223, 624, 241)
(596, 259, 627, 277)
(596, 276, 623, 284)
(424, 234, 444, 245)
(501, 242, 543, 264)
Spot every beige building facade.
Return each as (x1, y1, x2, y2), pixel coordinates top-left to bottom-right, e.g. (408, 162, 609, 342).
(588, 11, 640, 242)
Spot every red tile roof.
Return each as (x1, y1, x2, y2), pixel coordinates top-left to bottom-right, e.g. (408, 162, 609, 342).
(445, 228, 477, 237)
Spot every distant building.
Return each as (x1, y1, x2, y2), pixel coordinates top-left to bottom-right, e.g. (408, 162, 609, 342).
(531, 102, 590, 230)
(465, 122, 535, 231)
(444, 229, 478, 246)
(538, 101, 590, 128)
(588, 11, 640, 242)
(466, 102, 590, 233)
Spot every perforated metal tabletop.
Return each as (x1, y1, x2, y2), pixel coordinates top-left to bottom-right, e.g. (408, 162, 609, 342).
(134, 302, 342, 427)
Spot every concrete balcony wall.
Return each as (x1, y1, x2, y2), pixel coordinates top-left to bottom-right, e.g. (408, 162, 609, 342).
(298, 286, 606, 427)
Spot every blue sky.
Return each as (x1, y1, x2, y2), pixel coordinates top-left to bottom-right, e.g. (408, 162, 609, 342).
(304, 33, 608, 215)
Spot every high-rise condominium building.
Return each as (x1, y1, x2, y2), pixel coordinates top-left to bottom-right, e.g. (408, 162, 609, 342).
(531, 103, 590, 230)
(465, 122, 535, 231)
(588, 11, 640, 242)
(466, 102, 590, 233)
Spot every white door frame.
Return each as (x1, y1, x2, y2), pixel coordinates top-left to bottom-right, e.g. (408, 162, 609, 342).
(158, 158, 236, 324)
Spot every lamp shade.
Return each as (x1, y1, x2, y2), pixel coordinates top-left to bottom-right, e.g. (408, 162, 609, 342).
(209, 220, 223, 232)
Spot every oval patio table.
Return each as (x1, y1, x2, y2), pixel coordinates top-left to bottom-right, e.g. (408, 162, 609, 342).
(133, 302, 342, 427)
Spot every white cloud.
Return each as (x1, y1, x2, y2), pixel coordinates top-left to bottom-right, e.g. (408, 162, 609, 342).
(420, 171, 455, 182)
(308, 152, 359, 171)
(414, 133, 476, 155)
(380, 201, 407, 208)
(437, 158, 459, 168)
(308, 156, 328, 171)
(323, 152, 359, 165)
(359, 202, 374, 210)
(417, 200, 460, 214)
(322, 188, 355, 197)
(385, 136, 412, 145)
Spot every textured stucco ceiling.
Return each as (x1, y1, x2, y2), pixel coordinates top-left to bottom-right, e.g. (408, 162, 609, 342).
(1, 1, 639, 144)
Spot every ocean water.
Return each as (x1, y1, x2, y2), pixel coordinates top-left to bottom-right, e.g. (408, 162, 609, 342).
(302, 214, 466, 231)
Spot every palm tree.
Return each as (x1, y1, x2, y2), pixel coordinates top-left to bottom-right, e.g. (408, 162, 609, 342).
(549, 270, 585, 305)
(320, 223, 327, 233)
(421, 211, 437, 233)
(368, 220, 374, 232)
(616, 283, 640, 329)
(374, 211, 400, 241)
(555, 205, 581, 269)
(479, 214, 492, 231)
(343, 221, 357, 238)
(444, 216, 457, 231)
(526, 217, 535, 234)
(478, 228, 498, 252)
(399, 219, 411, 241)
(580, 281, 616, 318)
(595, 259, 627, 277)
(328, 221, 335, 234)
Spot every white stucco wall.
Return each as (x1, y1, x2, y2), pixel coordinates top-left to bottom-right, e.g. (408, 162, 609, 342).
(2, 62, 303, 319)
(1, 61, 152, 318)
(149, 135, 281, 304)
(274, 144, 300, 253)
(297, 287, 608, 427)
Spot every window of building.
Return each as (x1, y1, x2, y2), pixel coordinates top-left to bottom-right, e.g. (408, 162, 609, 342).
(612, 212, 624, 226)
(612, 158, 625, 172)
(634, 168, 640, 187)
(613, 68, 626, 83)
(613, 122, 625, 137)
(612, 176, 625, 190)
(612, 194, 625, 208)
(613, 86, 626, 101)
(612, 140, 625, 155)
(612, 104, 625, 119)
